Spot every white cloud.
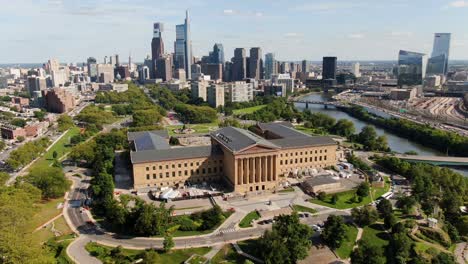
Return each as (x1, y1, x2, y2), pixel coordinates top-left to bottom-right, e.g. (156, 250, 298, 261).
(449, 0, 468, 7)
(390, 31, 413, 37)
(223, 9, 234, 14)
(284, 32, 304, 38)
(255, 12, 263, 17)
(348, 33, 365, 39)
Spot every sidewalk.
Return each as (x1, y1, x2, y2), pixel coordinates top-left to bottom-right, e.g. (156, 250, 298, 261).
(67, 236, 102, 264)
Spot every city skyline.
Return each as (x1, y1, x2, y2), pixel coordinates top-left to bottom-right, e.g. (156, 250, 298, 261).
(1, 0, 468, 63)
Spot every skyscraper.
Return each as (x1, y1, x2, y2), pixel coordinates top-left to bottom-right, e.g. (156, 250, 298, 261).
(352, 62, 361, 77)
(232, 48, 247, 81)
(397, 50, 427, 86)
(249, 47, 263, 80)
(174, 11, 192, 79)
(210, 43, 225, 64)
(151, 23, 165, 60)
(87, 57, 98, 81)
(265, 53, 276, 79)
(322, 57, 337, 80)
(427, 33, 451, 75)
(302, 60, 310, 73)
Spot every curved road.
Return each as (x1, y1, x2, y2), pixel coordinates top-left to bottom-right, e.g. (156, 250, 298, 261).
(64, 173, 350, 263)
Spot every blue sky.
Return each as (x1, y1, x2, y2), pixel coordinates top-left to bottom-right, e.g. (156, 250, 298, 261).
(1, 0, 468, 63)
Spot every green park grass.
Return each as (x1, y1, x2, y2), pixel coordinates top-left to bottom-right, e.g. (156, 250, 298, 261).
(335, 224, 358, 259)
(309, 178, 390, 209)
(361, 223, 390, 248)
(28, 198, 64, 233)
(31, 127, 81, 169)
(33, 216, 74, 244)
(211, 244, 247, 264)
(85, 242, 211, 263)
(233, 105, 266, 115)
(239, 211, 261, 228)
(166, 123, 219, 136)
(278, 187, 295, 193)
(292, 204, 318, 214)
(186, 254, 208, 264)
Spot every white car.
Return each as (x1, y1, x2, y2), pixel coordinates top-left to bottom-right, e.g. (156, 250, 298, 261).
(312, 225, 322, 232)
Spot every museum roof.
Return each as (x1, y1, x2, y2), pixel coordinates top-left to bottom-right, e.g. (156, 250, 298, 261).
(131, 145, 222, 164)
(210, 126, 279, 152)
(127, 130, 170, 151)
(269, 136, 336, 149)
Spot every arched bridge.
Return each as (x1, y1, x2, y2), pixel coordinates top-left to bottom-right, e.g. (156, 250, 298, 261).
(289, 99, 347, 109)
(394, 154, 468, 166)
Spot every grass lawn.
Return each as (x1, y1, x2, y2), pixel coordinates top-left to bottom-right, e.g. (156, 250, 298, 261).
(361, 223, 390, 248)
(28, 198, 64, 232)
(33, 216, 73, 244)
(211, 244, 247, 264)
(186, 254, 208, 264)
(309, 179, 390, 209)
(294, 125, 327, 136)
(85, 242, 211, 264)
(292, 205, 318, 214)
(335, 224, 358, 259)
(278, 187, 295, 193)
(31, 127, 81, 169)
(46, 234, 76, 264)
(239, 211, 261, 228)
(168, 211, 234, 237)
(233, 105, 266, 115)
(166, 123, 219, 136)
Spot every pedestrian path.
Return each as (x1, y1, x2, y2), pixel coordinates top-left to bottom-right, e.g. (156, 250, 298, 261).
(204, 244, 223, 260)
(67, 236, 102, 264)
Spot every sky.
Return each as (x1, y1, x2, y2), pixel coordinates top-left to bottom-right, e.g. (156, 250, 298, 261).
(1, 0, 468, 64)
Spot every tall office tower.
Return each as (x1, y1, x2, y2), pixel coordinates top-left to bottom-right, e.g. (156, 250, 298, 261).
(174, 11, 192, 79)
(280, 62, 289, 73)
(47, 59, 60, 74)
(27, 76, 47, 96)
(302, 60, 310, 73)
(104, 56, 108, 64)
(143, 55, 155, 79)
(139, 66, 150, 82)
(115, 54, 120, 67)
(427, 33, 451, 75)
(352, 62, 361, 77)
(174, 68, 186, 82)
(272, 74, 294, 94)
(226, 81, 254, 102)
(156, 55, 173, 81)
(232, 48, 247, 81)
(322, 57, 337, 80)
(97, 64, 115, 83)
(265, 53, 276, 79)
(191, 64, 202, 79)
(207, 83, 225, 107)
(224, 61, 232, 82)
(151, 23, 165, 60)
(249, 47, 263, 80)
(87, 57, 98, 81)
(110, 55, 115, 66)
(210, 43, 225, 64)
(398, 50, 427, 86)
(191, 80, 208, 101)
(51, 69, 67, 87)
(201, 63, 223, 81)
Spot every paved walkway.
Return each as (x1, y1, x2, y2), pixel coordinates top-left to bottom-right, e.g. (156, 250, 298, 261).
(67, 236, 102, 264)
(454, 242, 467, 264)
(204, 244, 223, 260)
(353, 227, 363, 250)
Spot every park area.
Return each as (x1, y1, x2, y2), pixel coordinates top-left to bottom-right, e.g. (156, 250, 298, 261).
(233, 105, 266, 116)
(85, 242, 211, 263)
(166, 122, 218, 136)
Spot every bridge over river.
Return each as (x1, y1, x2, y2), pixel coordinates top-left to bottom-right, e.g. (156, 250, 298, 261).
(289, 99, 348, 109)
(393, 154, 468, 166)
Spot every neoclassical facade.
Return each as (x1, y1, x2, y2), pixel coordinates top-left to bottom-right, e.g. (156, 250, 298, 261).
(129, 122, 337, 193)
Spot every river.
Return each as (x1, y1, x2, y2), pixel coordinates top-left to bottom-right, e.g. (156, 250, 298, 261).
(294, 93, 468, 176)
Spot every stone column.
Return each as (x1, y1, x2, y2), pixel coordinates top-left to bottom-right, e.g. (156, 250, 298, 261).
(249, 158, 254, 183)
(243, 158, 248, 184)
(237, 159, 242, 185)
(273, 155, 277, 181)
(267, 156, 272, 181)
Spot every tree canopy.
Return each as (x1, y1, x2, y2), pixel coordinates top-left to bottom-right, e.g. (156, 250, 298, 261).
(24, 166, 70, 199)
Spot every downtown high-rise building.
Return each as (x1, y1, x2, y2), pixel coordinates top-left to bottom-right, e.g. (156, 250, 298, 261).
(232, 48, 247, 81)
(249, 47, 263, 80)
(322, 57, 337, 80)
(151, 23, 165, 60)
(302, 60, 310, 73)
(174, 11, 192, 79)
(427, 33, 451, 75)
(397, 50, 427, 86)
(265, 53, 276, 79)
(210, 43, 225, 64)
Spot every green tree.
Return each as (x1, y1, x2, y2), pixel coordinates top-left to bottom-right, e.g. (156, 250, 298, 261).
(377, 198, 393, 218)
(163, 235, 174, 252)
(140, 249, 160, 264)
(351, 206, 378, 227)
(332, 119, 355, 137)
(24, 166, 70, 199)
(0, 140, 5, 151)
(33, 110, 46, 121)
(16, 135, 25, 142)
(350, 239, 385, 264)
(389, 231, 413, 263)
(11, 118, 27, 127)
(396, 196, 417, 215)
(57, 114, 74, 132)
(331, 194, 339, 205)
(356, 182, 370, 198)
(0, 172, 9, 185)
(132, 108, 162, 127)
(52, 150, 58, 159)
(317, 191, 327, 201)
(384, 213, 397, 230)
(259, 214, 312, 264)
(321, 215, 347, 249)
(432, 252, 456, 264)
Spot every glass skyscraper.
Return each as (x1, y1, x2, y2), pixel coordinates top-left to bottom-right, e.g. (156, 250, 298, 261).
(398, 50, 427, 86)
(265, 53, 276, 79)
(174, 11, 192, 79)
(427, 33, 451, 75)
